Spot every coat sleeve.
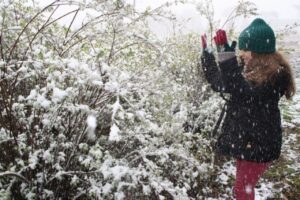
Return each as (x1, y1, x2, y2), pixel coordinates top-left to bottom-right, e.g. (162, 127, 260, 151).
(201, 50, 225, 92)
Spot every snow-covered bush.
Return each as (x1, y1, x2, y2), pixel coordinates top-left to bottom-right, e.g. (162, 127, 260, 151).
(0, 0, 240, 199)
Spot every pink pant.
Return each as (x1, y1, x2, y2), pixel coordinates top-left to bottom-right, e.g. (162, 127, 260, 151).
(234, 159, 270, 200)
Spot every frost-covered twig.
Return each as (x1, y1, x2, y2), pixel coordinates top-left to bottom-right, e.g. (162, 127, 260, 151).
(59, 36, 88, 57)
(131, 34, 161, 55)
(46, 169, 102, 185)
(64, 10, 120, 46)
(106, 26, 117, 65)
(26, 4, 60, 52)
(0, 172, 30, 184)
(8, 0, 60, 61)
(0, 138, 14, 144)
(73, 191, 86, 200)
(0, 10, 6, 60)
(64, 9, 80, 45)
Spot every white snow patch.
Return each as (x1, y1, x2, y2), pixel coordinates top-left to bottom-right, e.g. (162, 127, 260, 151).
(89, 148, 103, 159)
(27, 89, 37, 100)
(42, 118, 50, 126)
(143, 185, 151, 195)
(101, 165, 129, 181)
(86, 115, 97, 141)
(115, 192, 125, 200)
(71, 175, 79, 185)
(43, 150, 53, 163)
(67, 58, 80, 68)
(102, 183, 112, 194)
(52, 87, 68, 102)
(111, 97, 121, 120)
(92, 80, 103, 86)
(37, 94, 51, 108)
(105, 80, 119, 92)
(291, 117, 300, 124)
(109, 124, 121, 142)
(28, 152, 39, 169)
(255, 182, 274, 199)
(218, 173, 229, 184)
(25, 192, 35, 200)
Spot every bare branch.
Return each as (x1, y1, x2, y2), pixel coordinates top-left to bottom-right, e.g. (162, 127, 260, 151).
(59, 36, 88, 57)
(23, 8, 80, 59)
(64, 10, 120, 45)
(107, 26, 117, 65)
(0, 11, 6, 60)
(63, 9, 80, 45)
(26, 5, 60, 54)
(7, 0, 60, 61)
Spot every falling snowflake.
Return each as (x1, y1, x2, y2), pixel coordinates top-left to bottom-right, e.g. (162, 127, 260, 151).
(245, 184, 253, 194)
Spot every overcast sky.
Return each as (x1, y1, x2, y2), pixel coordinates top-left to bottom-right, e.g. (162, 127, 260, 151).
(136, 0, 300, 38)
(37, 0, 300, 38)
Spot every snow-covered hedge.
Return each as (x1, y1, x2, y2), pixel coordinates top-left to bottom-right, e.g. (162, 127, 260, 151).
(0, 0, 225, 199)
(0, 56, 222, 199)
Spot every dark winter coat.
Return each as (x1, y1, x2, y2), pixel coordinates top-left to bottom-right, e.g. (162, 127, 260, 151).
(201, 51, 288, 163)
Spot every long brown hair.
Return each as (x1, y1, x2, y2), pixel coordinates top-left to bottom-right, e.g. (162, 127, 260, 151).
(242, 52, 296, 99)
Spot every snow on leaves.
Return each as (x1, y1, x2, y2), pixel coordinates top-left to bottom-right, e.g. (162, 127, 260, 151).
(0, 0, 234, 199)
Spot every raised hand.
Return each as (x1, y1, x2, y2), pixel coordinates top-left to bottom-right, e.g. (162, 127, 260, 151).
(213, 29, 236, 52)
(214, 29, 228, 47)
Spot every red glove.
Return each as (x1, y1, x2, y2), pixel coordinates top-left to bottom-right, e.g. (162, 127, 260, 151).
(201, 34, 207, 49)
(213, 29, 228, 46)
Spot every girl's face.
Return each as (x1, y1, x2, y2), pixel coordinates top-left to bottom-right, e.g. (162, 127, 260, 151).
(239, 50, 252, 66)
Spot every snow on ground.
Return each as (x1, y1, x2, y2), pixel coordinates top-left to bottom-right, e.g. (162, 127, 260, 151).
(255, 182, 276, 200)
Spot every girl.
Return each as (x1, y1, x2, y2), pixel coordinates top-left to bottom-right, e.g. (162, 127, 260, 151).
(201, 18, 296, 199)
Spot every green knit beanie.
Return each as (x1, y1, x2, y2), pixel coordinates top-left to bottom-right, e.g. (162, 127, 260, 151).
(238, 18, 276, 53)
